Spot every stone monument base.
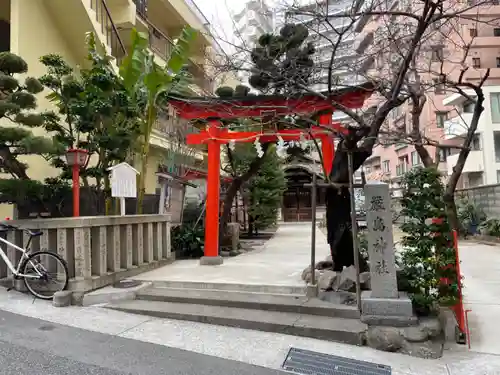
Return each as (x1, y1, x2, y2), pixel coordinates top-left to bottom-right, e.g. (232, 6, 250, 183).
(361, 291, 417, 327)
(199, 256, 224, 266)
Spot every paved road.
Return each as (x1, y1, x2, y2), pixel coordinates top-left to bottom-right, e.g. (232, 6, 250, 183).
(0, 310, 286, 375)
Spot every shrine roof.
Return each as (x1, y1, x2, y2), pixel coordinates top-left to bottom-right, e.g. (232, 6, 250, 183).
(168, 82, 375, 121)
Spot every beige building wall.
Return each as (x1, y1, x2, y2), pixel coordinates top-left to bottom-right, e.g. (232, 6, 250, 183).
(1, 0, 214, 217)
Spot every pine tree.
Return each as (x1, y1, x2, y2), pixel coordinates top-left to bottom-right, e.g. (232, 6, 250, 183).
(0, 52, 63, 208)
(249, 24, 315, 94)
(247, 145, 286, 234)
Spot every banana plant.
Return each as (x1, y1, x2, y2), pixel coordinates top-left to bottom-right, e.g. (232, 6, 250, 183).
(119, 27, 197, 213)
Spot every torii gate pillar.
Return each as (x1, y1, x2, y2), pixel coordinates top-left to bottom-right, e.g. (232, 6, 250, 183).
(200, 120, 224, 266)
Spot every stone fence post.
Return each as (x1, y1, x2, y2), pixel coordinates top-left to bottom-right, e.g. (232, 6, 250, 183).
(0, 214, 173, 293)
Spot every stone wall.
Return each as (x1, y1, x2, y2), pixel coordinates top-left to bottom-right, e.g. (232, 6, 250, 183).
(0, 215, 172, 292)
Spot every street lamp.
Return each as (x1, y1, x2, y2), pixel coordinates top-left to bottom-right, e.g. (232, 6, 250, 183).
(65, 148, 89, 217)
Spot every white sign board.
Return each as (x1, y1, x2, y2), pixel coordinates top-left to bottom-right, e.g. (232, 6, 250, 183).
(108, 162, 139, 198)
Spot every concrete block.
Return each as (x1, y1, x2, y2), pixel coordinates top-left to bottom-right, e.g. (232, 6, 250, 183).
(53, 291, 72, 307)
(361, 290, 413, 317)
(71, 291, 85, 306)
(305, 284, 318, 298)
(361, 314, 418, 327)
(199, 256, 224, 266)
(82, 281, 151, 306)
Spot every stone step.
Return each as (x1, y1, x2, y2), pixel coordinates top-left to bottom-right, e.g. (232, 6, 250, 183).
(136, 287, 360, 319)
(106, 300, 367, 345)
(132, 280, 307, 295)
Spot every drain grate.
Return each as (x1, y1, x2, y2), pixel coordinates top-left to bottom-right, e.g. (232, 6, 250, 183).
(282, 348, 391, 375)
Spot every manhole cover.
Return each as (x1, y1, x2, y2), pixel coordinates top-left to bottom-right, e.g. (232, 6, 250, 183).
(282, 348, 391, 375)
(112, 280, 142, 289)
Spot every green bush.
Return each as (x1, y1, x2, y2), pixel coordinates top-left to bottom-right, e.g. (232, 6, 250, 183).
(171, 224, 204, 259)
(479, 218, 500, 237)
(399, 167, 460, 316)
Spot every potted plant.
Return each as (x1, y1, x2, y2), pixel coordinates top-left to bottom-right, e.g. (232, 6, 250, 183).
(457, 198, 485, 235)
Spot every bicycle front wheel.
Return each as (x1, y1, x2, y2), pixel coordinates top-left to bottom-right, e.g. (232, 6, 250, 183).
(22, 251, 69, 300)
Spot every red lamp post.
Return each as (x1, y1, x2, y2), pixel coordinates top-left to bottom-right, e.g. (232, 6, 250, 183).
(65, 148, 89, 217)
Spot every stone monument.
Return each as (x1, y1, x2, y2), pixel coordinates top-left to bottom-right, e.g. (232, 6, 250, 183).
(361, 181, 416, 326)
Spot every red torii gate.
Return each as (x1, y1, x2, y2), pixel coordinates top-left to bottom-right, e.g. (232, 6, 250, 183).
(169, 85, 373, 265)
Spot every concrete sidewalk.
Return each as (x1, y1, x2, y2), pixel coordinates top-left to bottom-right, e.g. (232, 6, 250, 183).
(0, 287, 497, 375)
(133, 222, 330, 286)
(459, 241, 500, 356)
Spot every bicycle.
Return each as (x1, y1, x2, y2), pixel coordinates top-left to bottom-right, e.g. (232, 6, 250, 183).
(0, 222, 69, 300)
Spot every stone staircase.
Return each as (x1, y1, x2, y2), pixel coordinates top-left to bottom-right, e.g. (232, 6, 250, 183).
(105, 281, 368, 345)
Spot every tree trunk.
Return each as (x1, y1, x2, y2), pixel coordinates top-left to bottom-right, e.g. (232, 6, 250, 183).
(443, 192, 461, 234)
(136, 144, 150, 215)
(326, 146, 370, 272)
(248, 215, 254, 237)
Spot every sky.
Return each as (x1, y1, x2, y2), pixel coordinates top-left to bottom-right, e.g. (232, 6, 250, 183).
(193, 0, 244, 48)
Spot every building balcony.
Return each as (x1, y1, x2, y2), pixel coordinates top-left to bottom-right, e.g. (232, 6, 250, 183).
(470, 36, 500, 48)
(45, 0, 128, 67)
(443, 113, 472, 139)
(118, 6, 213, 93)
(464, 3, 500, 17)
(151, 114, 206, 159)
(446, 150, 484, 175)
(356, 31, 374, 54)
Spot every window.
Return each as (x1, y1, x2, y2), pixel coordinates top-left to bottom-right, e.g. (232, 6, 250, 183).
(0, 21, 9, 53)
(390, 105, 403, 119)
(494, 28, 500, 37)
(383, 160, 390, 173)
(436, 112, 447, 128)
(438, 148, 451, 162)
(472, 134, 481, 150)
(470, 28, 477, 37)
(431, 47, 444, 61)
(490, 93, 500, 123)
(411, 151, 420, 166)
(433, 78, 445, 94)
(472, 58, 481, 68)
(497, 57, 500, 68)
(494, 131, 500, 162)
(463, 101, 475, 113)
(496, 170, 500, 184)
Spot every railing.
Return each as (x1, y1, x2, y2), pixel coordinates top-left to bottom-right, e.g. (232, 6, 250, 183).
(134, 0, 147, 19)
(132, 2, 212, 93)
(0, 215, 173, 292)
(89, 0, 127, 66)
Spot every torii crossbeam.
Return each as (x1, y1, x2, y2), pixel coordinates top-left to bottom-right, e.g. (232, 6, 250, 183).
(168, 84, 374, 265)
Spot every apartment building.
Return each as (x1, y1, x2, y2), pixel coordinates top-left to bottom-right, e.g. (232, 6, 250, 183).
(232, 0, 274, 84)
(285, 0, 373, 95)
(362, 1, 500, 190)
(0, 0, 216, 216)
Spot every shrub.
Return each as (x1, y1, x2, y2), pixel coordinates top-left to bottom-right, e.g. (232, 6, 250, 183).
(171, 224, 204, 259)
(479, 218, 500, 237)
(399, 167, 460, 316)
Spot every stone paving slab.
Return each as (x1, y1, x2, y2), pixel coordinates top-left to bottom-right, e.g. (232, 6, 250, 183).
(133, 222, 330, 286)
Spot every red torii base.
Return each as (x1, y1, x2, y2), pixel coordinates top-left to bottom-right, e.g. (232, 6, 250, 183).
(169, 85, 374, 265)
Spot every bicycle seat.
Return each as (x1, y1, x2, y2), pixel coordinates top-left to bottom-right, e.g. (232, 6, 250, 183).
(28, 230, 43, 237)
